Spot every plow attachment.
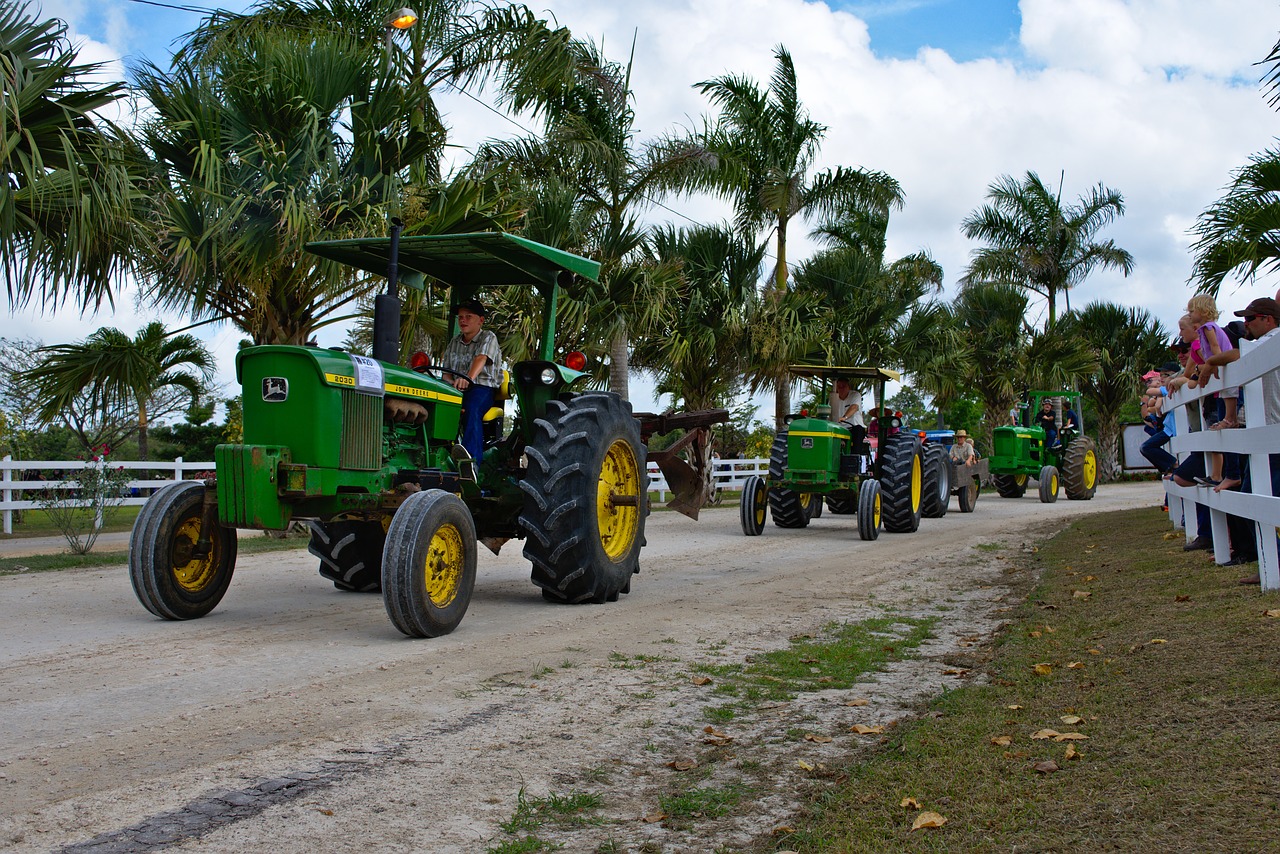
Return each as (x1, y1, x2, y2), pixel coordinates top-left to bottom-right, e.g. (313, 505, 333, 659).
(635, 409, 730, 520)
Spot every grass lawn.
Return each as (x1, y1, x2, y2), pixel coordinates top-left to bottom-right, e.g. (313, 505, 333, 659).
(0, 506, 143, 539)
(781, 507, 1280, 851)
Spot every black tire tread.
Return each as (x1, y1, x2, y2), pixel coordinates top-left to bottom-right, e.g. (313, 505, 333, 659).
(879, 434, 923, 533)
(767, 432, 810, 529)
(1062, 437, 1098, 500)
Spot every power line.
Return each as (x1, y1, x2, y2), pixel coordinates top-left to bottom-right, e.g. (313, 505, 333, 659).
(117, 0, 224, 15)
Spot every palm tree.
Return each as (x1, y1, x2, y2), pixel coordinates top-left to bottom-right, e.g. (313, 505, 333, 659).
(1057, 303, 1168, 479)
(0, 5, 140, 311)
(24, 323, 214, 460)
(690, 44, 905, 426)
(475, 41, 705, 399)
(133, 0, 581, 349)
(1188, 145, 1280, 297)
(960, 171, 1134, 327)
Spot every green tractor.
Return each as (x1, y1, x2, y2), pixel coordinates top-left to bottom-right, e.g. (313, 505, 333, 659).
(987, 390, 1098, 503)
(129, 232, 724, 638)
(738, 365, 948, 541)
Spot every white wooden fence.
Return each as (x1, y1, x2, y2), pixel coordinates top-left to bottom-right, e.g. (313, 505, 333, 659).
(0, 455, 771, 535)
(1163, 330, 1280, 590)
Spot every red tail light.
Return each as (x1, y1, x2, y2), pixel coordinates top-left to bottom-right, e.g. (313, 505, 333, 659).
(565, 351, 587, 371)
(409, 351, 431, 371)
(801, 408, 809, 417)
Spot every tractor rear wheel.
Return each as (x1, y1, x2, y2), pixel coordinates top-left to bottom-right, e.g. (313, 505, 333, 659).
(857, 479, 881, 540)
(519, 392, 647, 604)
(309, 520, 385, 592)
(1063, 437, 1098, 500)
(1038, 465, 1060, 503)
(921, 444, 950, 518)
(767, 432, 810, 529)
(825, 492, 856, 514)
(993, 473, 1028, 498)
(879, 433, 924, 533)
(130, 480, 237, 620)
(382, 490, 476, 638)
(740, 475, 768, 536)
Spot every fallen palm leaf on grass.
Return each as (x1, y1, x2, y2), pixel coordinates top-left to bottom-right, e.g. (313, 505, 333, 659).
(911, 811, 947, 830)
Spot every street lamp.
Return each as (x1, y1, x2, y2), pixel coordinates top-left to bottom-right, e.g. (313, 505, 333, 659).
(373, 7, 418, 364)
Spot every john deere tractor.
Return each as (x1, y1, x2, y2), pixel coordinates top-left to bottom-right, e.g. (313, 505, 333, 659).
(738, 365, 947, 541)
(129, 232, 723, 638)
(987, 390, 1098, 503)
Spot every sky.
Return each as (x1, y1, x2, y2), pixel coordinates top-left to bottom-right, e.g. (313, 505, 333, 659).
(12, 0, 1280, 422)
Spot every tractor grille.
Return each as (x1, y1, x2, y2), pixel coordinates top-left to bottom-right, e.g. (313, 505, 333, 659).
(340, 390, 382, 470)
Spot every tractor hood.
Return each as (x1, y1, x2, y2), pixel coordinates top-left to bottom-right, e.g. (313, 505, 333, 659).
(304, 232, 601, 296)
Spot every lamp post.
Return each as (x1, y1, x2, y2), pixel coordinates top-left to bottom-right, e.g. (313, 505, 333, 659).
(373, 7, 418, 365)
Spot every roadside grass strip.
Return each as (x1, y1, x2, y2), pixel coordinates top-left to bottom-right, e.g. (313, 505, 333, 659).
(785, 507, 1280, 851)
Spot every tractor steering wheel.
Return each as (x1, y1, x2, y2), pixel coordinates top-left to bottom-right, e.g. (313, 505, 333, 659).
(418, 365, 472, 387)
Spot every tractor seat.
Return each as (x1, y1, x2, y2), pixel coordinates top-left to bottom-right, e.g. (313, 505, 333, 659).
(482, 370, 511, 423)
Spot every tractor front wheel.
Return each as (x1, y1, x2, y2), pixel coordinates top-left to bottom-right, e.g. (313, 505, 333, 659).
(767, 432, 811, 529)
(740, 475, 768, 536)
(382, 490, 477, 638)
(130, 480, 237, 620)
(1038, 465, 1060, 503)
(993, 473, 1028, 498)
(879, 434, 924, 533)
(519, 392, 647, 604)
(1063, 437, 1098, 500)
(857, 479, 881, 541)
(921, 444, 950, 519)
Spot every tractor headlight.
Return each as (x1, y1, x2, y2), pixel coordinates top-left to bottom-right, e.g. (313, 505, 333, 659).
(889, 417, 902, 428)
(540, 368, 557, 385)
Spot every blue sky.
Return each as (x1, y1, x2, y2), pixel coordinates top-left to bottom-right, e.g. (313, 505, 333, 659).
(17, 0, 1280, 419)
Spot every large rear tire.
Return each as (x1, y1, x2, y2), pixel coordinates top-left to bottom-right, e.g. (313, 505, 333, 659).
(879, 433, 924, 533)
(382, 490, 476, 638)
(993, 473, 1028, 498)
(309, 520, 385, 592)
(767, 432, 810, 529)
(130, 480, 237, 620)
(857, 479, 881, 541)
(740, 475, 768, 536)
(921, 444, 950, 519)
(1063, 437, 1098, 500)
(519, 392, 647, 604)
(826, 493, 856, 514)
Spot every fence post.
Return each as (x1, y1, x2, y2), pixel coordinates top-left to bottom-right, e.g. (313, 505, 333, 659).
(2, 455, 11, 535)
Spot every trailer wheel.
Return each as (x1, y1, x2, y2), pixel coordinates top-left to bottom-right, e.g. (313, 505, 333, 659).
(519, 392, 647, 604)
(993, 473, 1028, 498)
(309, 520, 385, 592)
(879, 433, 924, 533)
(1038, 465, 1059, 503)
(921, 444, 950, 519)
(130, 480, 237, 620)
(957, 472, 980, 513)
(767, 432, 810, 528)
(382, 490, 476, 638)
(857, 479, 881, 541)
(1063, 437, 1098, 500)
(740, 475, 768, 536)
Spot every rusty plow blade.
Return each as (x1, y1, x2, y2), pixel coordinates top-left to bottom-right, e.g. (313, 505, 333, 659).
(651, 451, 706, 520)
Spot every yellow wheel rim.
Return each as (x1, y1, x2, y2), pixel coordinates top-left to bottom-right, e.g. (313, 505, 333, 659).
(1083, 450, 1097, 489)
(754, 483, 767, 526)
(910, 454, 922, 511)
(423, 522, 464, 607)
(800, 493, 812, 512)
(171, 516, 219, 594)
(1015, 474, 1027, 487)
(1051, 474, 1059, 494)
(873, 491, 882, 528)
(598, 439, 640, 561)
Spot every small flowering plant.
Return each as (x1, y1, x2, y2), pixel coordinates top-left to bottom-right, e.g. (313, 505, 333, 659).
(37, 445, 134, 555)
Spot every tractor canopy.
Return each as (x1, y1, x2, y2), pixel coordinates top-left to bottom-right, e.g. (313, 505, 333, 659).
(304, 232, 601, 296)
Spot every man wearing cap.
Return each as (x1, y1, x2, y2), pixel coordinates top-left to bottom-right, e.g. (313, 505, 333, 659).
(949, 430, 976, 466)
(441, 298, 503, 471)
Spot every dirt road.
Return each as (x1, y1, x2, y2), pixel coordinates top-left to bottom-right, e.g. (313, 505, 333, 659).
(0, 482, 1163, 852)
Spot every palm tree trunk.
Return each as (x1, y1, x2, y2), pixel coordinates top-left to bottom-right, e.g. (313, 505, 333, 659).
(608, 327, 630, 401)
(773, 214, 790, 429)
(1096, 415, 1121, 484)
(137, 397, 149, 461)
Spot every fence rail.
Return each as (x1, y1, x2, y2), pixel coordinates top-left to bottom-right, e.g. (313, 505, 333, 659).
(0, 455, 771, 535)
(1163, 331, 1280, 590)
